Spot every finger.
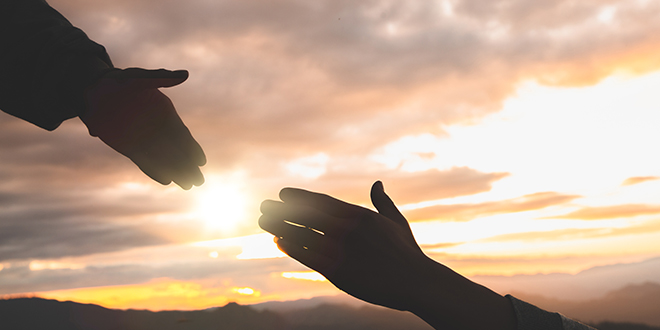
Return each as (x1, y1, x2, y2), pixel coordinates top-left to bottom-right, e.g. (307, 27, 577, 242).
(260, 200, 351, 236)
(161, 111, 207, 167)
(171, 167, 202, 190)
(259, 215, 342, 260)
(370, 181, 410, 229)
(279, 188, 364, 218)
(152, 152, 204, 189)
(106, 68, 189, 89)
(131, 155, 172, 186)
(126, 135, 203, 189)
(276, 237, 337, 275)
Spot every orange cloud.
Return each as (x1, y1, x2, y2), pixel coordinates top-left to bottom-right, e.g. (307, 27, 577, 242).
(622, 176, 660, 186)
(428, 251, 651, 277)
(483, 220, 660, 243)
(405, 192, 580, 222)
(270, 167, 509, 207)
(546, 204, 660, 220)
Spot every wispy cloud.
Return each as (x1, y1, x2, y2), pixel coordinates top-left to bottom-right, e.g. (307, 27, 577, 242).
(405, 192, 579, 222)
(622, 176, 659, 186)
(546, 204, 660, 220)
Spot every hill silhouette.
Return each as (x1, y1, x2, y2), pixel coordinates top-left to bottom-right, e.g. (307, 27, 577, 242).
(514, 282, 660, 327)
(2, 283, 660, 330)
(0, 299, 285, 330)
(0, 297, 432, 330)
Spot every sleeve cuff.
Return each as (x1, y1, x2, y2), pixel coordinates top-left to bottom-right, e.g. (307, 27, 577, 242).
(506, 295, 595, 330)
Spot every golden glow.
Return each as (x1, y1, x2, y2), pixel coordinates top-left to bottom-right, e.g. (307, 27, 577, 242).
(36, 279, 272, 311)
(193, 174, 248, 233)
(284, 153, 329, 179)
(29, 261, 85, 271)
(233, 287, 259, 296)
(281, 271, 328, 282)
(192, 233, 287, 260)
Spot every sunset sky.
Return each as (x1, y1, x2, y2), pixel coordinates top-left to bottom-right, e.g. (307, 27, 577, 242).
(2, 0, 660, 311)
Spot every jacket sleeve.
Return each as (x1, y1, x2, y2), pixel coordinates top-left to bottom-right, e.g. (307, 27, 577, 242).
(0, 0, 113, 131)
(506, 295, 596, 330)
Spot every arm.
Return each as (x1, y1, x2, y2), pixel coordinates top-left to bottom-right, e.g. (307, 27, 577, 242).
(0, 0, 112, 130)
(0, 0, 205, 189)
(259, 181, 517, 330)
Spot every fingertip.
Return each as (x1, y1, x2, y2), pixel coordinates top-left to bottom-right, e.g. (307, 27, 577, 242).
(177, 181, 193, 190)
(258, 214, 270, 231)
(259, 199, 280, 214)
(279, 187, 294, 201)
(371, 180, 384, 192)
(279, 187, 307, 201)
(172, 70, 189, 83)
(197, 153, 207, 167)
(370, 180, 385, 200)
(191, 168, 205, 187)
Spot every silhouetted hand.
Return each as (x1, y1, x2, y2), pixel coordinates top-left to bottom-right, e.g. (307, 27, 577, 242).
(81, 68, 206, 189)
(259, 182, 516, 330)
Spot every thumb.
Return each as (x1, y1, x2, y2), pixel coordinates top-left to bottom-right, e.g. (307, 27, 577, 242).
(104, 68, 189, 89)
(370, 181, 409, 229)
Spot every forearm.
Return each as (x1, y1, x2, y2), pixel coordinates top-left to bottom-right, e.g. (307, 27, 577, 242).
(406, 258, 517, 330)
(0, 0, 113, 130)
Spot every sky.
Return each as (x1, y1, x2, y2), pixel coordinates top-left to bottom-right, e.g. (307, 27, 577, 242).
(2, 0, 660, 311)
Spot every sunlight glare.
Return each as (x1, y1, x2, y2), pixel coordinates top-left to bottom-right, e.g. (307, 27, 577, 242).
(194, 175, 248, 233)
(281, 271, 327, 282)
(233, 287, 259, 296)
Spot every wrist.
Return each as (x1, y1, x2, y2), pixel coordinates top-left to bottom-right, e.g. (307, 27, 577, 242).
(76, 56, 115, 117)
(407, 259, 516, 330)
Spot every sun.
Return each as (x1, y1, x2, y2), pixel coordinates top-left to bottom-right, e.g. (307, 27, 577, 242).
(194, 175, 248, 233)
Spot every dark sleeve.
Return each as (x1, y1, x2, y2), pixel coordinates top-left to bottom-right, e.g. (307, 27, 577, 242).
(0, 0, 114, 131)
(506, 295, 596, 330)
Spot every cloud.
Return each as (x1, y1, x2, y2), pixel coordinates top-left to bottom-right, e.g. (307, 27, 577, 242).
(42, 0, 660, 170)
(622, 176, 660, 186)
(546, 204, 660, 220)
(482, 219, 660, 243)
(0, 119, 204, 262)
(0, 256, 300, 296)
(270, 166, 508, 206)
(403, 191, 579, 222)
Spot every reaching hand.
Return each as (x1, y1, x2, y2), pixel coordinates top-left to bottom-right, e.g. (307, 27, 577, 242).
(259, 181, 433, 311)
(259, 181, 517, 330)
(81, 68, 206, 190)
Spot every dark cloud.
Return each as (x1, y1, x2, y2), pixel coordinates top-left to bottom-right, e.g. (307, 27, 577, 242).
(404, 191, 580, 222)
(0, 256, 299, 295)
(0, 122, 202, 262)
(43, 0, 660, 169)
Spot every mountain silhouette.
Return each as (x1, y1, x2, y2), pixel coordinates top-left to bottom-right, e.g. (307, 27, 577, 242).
(513, 282, 660, 327)
(2, 283, 660, 330)
(0, 298, 285, 330)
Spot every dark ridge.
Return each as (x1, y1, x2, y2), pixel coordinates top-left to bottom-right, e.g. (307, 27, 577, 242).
(2, 297, 660, 330)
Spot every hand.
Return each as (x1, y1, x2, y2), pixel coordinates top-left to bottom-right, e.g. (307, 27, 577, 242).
(81, 68, 206, 189)
(259, 181, 516, 330)
(260, 181, 431, 311)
